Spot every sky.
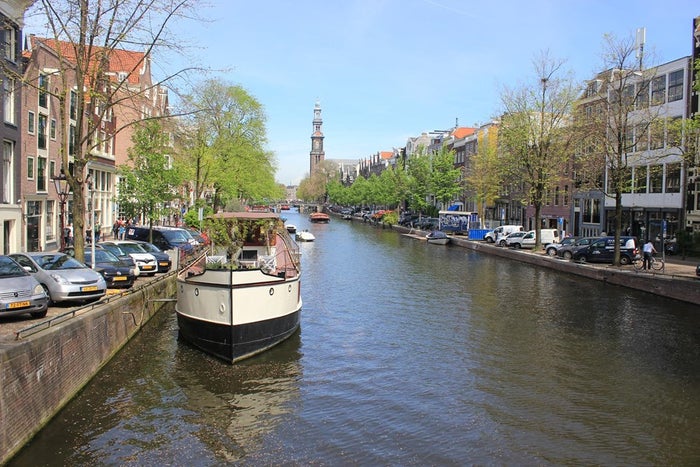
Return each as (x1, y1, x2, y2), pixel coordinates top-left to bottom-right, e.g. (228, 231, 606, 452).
(26, 0, 700, 186)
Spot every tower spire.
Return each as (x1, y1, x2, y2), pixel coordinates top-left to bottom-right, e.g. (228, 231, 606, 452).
(310, 101, 325, 174)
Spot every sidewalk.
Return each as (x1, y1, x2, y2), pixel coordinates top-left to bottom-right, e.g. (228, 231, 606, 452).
(659, 255, 700, 278)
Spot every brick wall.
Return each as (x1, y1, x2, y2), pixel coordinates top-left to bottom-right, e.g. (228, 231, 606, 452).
(0, 273, 177, 464)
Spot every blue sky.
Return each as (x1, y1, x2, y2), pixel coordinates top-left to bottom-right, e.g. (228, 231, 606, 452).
(30, 1, 700, 186)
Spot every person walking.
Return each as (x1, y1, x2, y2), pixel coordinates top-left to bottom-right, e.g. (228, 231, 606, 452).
(643, 240, 657, 270)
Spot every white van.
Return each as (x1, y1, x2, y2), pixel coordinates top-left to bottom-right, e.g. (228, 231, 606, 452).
(484, 225, 523, 244)
(516, 229, 560, 249)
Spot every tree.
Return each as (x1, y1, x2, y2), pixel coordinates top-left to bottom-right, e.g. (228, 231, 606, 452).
(406, 148, 432, 216)
(296, 160, 338, 203)
(575, 33, 667, 265)
(498, 51, 577, 248)
(177, 79, 281, 210)
(465, 124, 501, 226)
(430, 145, 462, 210)
(117, 120, 181, 228)
(22, 0, 199, 262)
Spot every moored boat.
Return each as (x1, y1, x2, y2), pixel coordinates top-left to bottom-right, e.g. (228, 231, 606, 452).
(285, 224, 297, 234)
(295, 230, 315, 242)
(309, 212, 330, 223)
(176, 212, 302, 363)
(426, 230, 450, 245)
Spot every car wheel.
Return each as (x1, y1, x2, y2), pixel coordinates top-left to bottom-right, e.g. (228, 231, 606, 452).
(485, 237, 494, 243)
(577, 255, 587, 263)
(562, 251, 572, 260)
(31, 309, 48, 319)
(620, 255, 631, 265)
(41, 284, 53, 307)
(513, 243, 521, 249)
(546, 247, 556, 256)
(499, 240, 507, 247)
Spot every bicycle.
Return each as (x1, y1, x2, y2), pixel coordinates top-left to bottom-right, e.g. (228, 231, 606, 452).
(633, 254, 665, 272)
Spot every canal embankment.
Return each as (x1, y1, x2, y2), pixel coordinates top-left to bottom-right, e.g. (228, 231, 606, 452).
(0, 271, 177, 464)
(372, 218, 700, 306)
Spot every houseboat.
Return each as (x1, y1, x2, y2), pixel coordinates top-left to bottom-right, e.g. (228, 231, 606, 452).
(176, 212, 302, 363)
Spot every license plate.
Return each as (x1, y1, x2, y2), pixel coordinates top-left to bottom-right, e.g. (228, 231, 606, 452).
(159, 262, 169, 266)
(81, 285, 98, 292)
(7, 301, 30, 309)
(141, 265, 155, 270)
(112, 276, 127, 281)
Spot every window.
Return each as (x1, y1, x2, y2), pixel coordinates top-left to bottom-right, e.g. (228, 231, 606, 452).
(69, 90, 77, 120)
(665, 163, 681, 193)
(668, 70, 683, 102)
(38, 74, 48, 108)
(27, 156, 34, 180)
(46, 200, 55, 240)
(69, 124, 76, 155)
(38, 115, 47, 150)
(50, 119, 56, 139)
(634, 165, 647, 193)
(634, 125, 647, 152)
(649, 165, 663, 193)
(651, 75, 666, 105)
(554, 187, 560, 205)
(583, 199, 600, 224)
(3, 77, 15, 125)
(49, 160, 55, 179)
(27, 111, 35, 134)
(3, 27, 18, 62)
(3, 140, 13, 204)
(37, 157, 47, 192)
(649, 119, 665, 150)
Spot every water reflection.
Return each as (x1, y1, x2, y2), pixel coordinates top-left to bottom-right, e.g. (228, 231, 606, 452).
(10, 211, 700, 465)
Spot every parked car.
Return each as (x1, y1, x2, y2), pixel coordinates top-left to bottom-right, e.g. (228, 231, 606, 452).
(9, 252, 106, 305)
(545, 236, 578, 256)
(513, 229, 560, 249)
(185, 227, 210, 246)
(501, 231, 527, 247)
(131, 240, 172, 273)
(572, 236, 640, 265)
(0, 255, 49, 319)
(556, 237, 599, 260)
(100, 240, 158, 276)
(484, 225, 524, 243)
(64, 247, 136, 288)
(67, 244, 141, 277)
(124, 226, 195, 257)
(697, 264, 700, 277)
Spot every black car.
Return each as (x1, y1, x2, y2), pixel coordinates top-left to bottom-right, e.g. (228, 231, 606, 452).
(124, 226, 195, 256)
(132, 240, 172, 273)
(63, 247, 136, 288)
(572, 236, 640, 265)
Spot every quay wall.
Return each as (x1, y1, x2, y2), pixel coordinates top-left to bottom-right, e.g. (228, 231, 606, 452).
(0, 272, 178, 464)
(388, 222, 700, 306)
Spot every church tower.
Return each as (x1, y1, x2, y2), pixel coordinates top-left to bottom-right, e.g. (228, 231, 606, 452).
(310, 101, 325, 174)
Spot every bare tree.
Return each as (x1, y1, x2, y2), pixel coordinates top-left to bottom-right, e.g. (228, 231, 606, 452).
(20, 0, 202, 261)
(498, 51, 578, 248)
(575, 33, 672, 265)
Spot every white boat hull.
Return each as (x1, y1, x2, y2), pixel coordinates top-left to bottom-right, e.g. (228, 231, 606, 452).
(176, 268, 302, 363)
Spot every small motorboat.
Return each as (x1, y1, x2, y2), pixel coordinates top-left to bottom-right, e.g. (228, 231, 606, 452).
(285, 224, 297, 234)
(295, 230, 315, 242)
(309, 212, 330, 223)
(426, 230, 450, 245)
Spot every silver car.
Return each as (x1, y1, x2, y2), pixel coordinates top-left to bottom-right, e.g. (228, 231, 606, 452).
(0, 255, 49, 319)
(9, 252, 107, 305)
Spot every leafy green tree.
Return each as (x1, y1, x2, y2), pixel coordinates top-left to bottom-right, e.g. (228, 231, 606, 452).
(465, 125, 502, 226)
(177, 79, 279, 211)
(498, 51, 577, 248)
(430, 145, 462, 210)
(406, 148, 432, 216)
(118, 120, 182, 228)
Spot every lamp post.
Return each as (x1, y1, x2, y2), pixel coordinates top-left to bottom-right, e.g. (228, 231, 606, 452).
(52, 172, 70, 250)
(86, 173, 96, 269)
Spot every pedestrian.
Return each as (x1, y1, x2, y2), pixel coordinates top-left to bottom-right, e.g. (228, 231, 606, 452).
(112, 220, 120, 239)
(643, 240, 656, 270)
(94, 222, 101, 242)
(118, 221, 126, 240)
(66, 223, 73, 246)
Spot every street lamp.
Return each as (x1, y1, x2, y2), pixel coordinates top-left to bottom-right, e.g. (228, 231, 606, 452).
(52, 172, 70, 250)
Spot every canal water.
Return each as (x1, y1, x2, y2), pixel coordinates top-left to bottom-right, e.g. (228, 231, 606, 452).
(10, 211, 700, 465)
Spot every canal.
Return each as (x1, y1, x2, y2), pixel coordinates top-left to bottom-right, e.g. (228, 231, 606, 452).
(10, 210, 700, 465)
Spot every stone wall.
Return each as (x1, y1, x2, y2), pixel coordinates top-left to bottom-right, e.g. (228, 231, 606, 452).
(0, 273, 177, 464)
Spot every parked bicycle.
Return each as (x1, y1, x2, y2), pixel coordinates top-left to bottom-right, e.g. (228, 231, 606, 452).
(633, 254, 665, 272)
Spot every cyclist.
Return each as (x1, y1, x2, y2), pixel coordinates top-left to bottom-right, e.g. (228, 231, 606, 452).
(642, 240, 657, 270)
